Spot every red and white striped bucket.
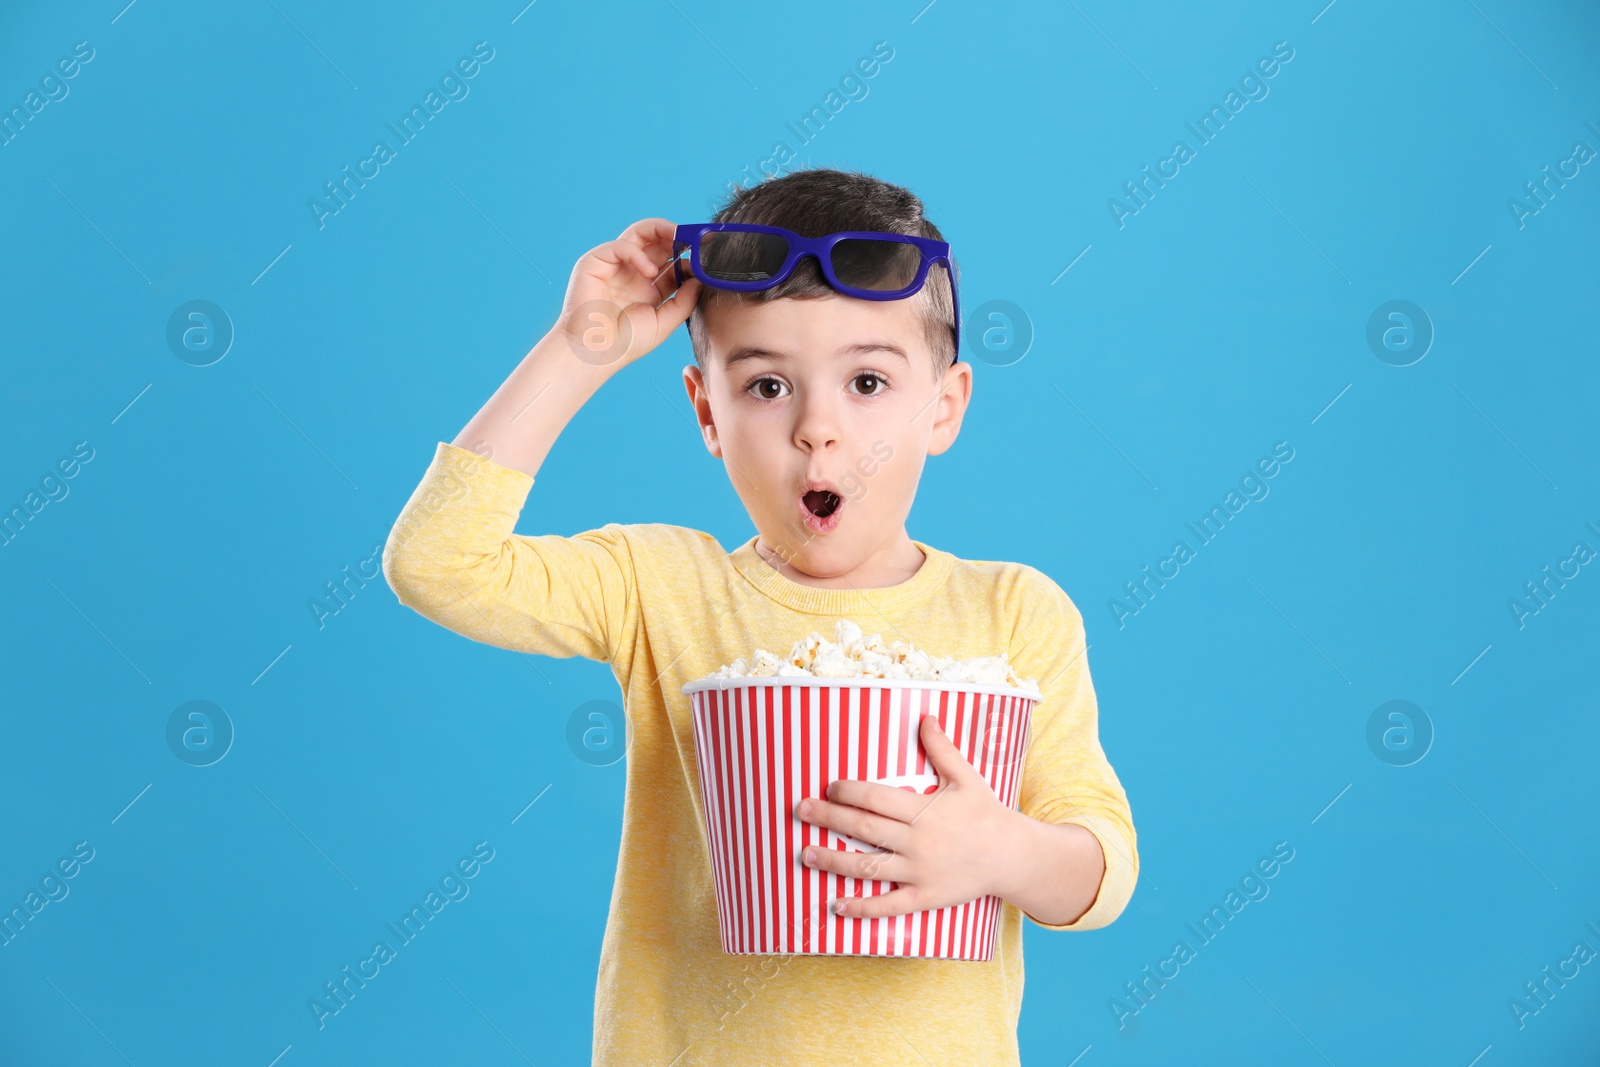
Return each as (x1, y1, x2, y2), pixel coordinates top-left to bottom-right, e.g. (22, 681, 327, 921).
(682, 677, 1039, 960)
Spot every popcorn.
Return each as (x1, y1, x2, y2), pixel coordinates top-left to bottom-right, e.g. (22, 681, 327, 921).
(704, 620, 1040, 691)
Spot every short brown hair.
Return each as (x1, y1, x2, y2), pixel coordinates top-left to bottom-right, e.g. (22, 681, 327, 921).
(686, 167, 959, 376)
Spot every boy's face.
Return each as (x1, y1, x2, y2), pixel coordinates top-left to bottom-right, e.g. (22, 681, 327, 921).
(682, 293, 971, 585)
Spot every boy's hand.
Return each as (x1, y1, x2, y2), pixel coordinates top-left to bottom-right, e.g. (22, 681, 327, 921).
(794, 714, 1026, 919)
(555, 217, 701, 369)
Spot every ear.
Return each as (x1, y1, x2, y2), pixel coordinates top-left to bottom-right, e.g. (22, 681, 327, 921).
(926, 360, 972, 457)
(683, 364, 723, 458)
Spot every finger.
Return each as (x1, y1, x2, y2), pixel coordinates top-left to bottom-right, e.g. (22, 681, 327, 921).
(616, 218, 681, 276)
(655, 272, 701, 332)
(802, 842, 903, 883)
(618, 240, 660, 289)
(797, 798, 908, 856)
(831, 885, 923, 920)
(615, 217, 678, 247)
(586, 238, 658, 292)
(825, 779, 927, 823)
(642, 275, 700, 350)
(595, 226, 678, 290)
(919, 714, 978, 786)
(800, 797, 903, 850)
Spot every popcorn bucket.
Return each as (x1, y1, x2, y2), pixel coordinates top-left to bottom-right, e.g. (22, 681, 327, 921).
(681, 677, 1040, 960)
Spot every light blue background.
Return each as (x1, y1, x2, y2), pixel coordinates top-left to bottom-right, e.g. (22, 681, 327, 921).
(2, 1, 1597, 1063)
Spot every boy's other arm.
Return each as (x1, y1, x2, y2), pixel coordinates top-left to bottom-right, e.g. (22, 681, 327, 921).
(1002, 580, 1140, 932)
(992, 805, 1106, 928)
(382, 219, 701, 660)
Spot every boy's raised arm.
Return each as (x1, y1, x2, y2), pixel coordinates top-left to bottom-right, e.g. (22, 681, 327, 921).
(452, 216, 701, 478)
(381, 218, 701, 662)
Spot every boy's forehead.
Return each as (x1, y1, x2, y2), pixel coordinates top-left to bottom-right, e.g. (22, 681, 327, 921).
(706, 294, 931, 370)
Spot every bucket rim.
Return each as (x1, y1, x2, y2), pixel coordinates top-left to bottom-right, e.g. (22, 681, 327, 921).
(681, 675, 1042, 701)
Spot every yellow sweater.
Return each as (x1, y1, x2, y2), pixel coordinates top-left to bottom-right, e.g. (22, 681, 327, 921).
(382, 442, 1139, 1066)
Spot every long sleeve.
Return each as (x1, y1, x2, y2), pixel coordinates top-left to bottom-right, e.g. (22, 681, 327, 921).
(381, 441, 637, 662)
(1008, 570, 1139, 932)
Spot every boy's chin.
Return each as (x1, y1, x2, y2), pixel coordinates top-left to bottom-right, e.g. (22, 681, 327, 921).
(763, 524, 866, 575)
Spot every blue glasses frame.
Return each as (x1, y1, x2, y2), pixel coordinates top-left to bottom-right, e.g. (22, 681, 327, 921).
(673, 222, 960, 362)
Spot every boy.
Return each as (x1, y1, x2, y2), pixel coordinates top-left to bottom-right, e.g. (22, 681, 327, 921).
(382, 168, 1138, 1065)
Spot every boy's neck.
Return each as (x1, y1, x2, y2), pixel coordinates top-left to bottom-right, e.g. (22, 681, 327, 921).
(752, 531, 928, 591)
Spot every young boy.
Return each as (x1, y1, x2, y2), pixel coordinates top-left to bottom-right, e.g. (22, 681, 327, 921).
(382, 168, 1138, 1066)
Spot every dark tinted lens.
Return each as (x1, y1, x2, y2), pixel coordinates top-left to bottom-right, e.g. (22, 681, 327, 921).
(829, 238, 922, 292)
(699, 230, 789, 283)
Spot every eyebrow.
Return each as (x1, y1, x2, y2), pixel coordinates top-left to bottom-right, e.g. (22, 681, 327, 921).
(721, 341, 912, 371)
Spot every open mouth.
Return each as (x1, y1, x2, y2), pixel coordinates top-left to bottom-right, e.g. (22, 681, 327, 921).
(803, 489, 842, 519)
(799, 486, 844, 534)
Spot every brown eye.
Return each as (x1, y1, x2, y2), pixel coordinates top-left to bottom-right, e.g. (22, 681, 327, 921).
(853, 372, 886, 395)
(748, 377, 788, 401)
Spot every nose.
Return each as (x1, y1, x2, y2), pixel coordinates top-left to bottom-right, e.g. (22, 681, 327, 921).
(792, 391, 840, 453)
